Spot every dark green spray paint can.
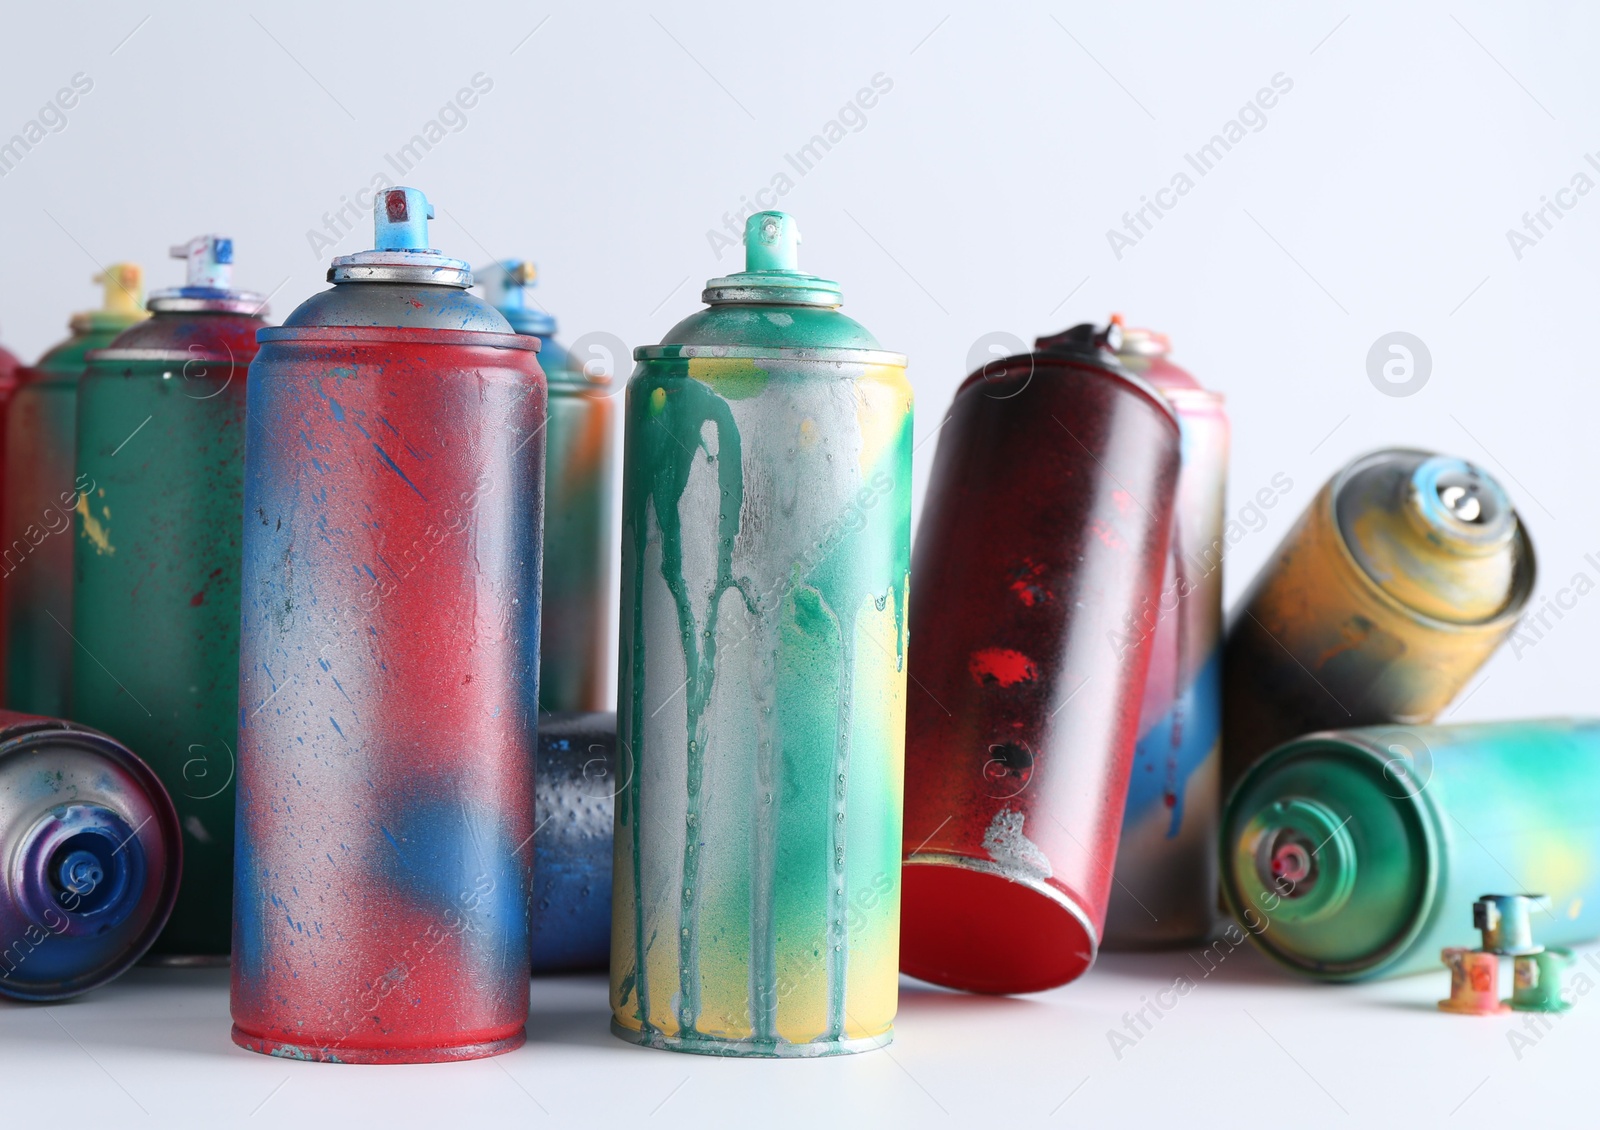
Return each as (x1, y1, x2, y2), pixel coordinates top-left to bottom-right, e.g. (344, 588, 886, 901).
(72, 237, 267, 958)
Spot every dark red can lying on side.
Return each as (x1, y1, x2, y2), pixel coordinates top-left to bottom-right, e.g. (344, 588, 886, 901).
(900, 321, 1180, 994)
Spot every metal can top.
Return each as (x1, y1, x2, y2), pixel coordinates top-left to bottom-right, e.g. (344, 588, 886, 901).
(26, 266, 149, 379)
(480, 259, 556, 337)
(636, 211, 905, 365)
(68, 263, 148, 336)
(91, 238, 270, 365)
(1221, 727, 1441, 979)
(1331, 449, 1535, 626)
(479, 259, 592, 386)
(0, 712, 181, 1000)
(958, 319, 1180, 430)
(147, 236, 268, 316)
(281, 187, 512, 334)
(1111, 316, 1224, 411)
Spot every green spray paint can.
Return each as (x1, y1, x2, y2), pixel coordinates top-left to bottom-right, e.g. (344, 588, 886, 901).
(481, 260, 616, 713)
(4, 266, 147, 717)
(1221, 719, 1600, 980)
(611, 212, 911, 1056)
(72, 236, 268, 959)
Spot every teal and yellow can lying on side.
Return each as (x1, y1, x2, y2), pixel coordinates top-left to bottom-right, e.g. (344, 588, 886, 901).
(611, 212, 911, 1057)
(1221, 719, 1600, 980)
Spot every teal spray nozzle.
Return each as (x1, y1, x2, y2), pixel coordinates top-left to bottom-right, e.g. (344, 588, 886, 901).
(702, 212, 842, 308)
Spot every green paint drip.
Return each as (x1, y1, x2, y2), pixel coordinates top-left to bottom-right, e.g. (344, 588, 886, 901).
(626, 369, 745, 1036)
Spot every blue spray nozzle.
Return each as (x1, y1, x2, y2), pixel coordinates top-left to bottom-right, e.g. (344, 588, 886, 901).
(375, 187, 435, 251)
(170, 235, 235, 290)
(487, 260, 538, 309)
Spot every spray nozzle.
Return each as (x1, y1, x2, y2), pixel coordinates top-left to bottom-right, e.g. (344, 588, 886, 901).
(744, 211, 801, 273)
(375, 187, 435, 252)
(486, 259, 539, 310)
(170, 236, 234, 291)
(94, 263, 145, 316)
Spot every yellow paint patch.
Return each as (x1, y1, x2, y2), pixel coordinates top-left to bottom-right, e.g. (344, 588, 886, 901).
(687, 357, 769, 400)
(1570, 898, 1583, 919)
(76, 492, 114, 556)
(844, 591, 906, 1040)
(853, 363, 912, 475)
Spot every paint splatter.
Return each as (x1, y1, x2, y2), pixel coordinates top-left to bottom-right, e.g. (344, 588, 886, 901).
(968, 647, 1037, 687)
(1008, 557, 1051, 607)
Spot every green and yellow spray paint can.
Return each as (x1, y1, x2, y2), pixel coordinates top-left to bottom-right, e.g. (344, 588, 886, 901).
(611, 212, 911, 1056)
(72, 236, 268, 959)
(4, 266, 147, 718)
(481, 260, 615, 713)
(1221, 719, 1600, 980)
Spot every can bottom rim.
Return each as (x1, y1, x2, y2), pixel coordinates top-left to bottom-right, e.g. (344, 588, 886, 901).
(609, 1018, 892, 1058)
(231, 1025, 525, 1064)
(900, 853, 1099, 994)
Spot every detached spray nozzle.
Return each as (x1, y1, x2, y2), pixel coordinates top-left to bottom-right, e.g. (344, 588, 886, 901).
(170, 236, 234, 291)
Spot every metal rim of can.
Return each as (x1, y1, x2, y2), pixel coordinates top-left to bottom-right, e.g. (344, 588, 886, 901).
(86, 347, 242, 365)
(328, 263, 473, 288)
(1325, 449, 1537, 631)
(632, 343, 908, 366)
(146, 295, 269, 316)
(255, 326, 540, 352)
(1219, 732, 1443, 981)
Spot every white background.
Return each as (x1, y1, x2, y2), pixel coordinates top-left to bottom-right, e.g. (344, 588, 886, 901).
(1, 1, 1595, 1125)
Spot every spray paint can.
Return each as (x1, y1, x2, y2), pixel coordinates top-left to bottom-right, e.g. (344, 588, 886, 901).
(231, 188, 544, 1064)
(612, 212, 911, 1056)
(73, 238, 265, 960)
(1103, 323, 1229, 948)
(482, 261, 615, 713)
(1222, 719, 1600, 980)
(1222, 450, 1535, 790)
(4, 266, 147, 718)
(0, 338, 23, 697)
(533, 712, 616, 973)
(0, 710, 180, 1000)
(900, 321, 1180, 995)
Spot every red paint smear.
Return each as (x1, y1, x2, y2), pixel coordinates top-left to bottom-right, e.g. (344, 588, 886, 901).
(1008, 557, 1051, 607)
(1111, 489, 1134, 515)
(1089, 517, 1126, 552)
(190, 590, 206, 606)
(968, 648, 1037, 687)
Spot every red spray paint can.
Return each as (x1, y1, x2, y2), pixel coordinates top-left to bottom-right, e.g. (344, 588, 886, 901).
(900, 321, 1180, 994)
(231, 188, 546, 1063)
